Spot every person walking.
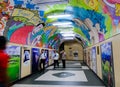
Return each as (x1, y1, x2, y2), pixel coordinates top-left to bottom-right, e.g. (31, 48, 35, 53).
(53, 50, 59, 69)
(0, 36, 10, 87)
(61, 50, 66, 68)
(39, 49, 46, 71)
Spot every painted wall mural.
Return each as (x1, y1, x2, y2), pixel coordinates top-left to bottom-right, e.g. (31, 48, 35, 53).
(0, 0, 61, 49)
(100, 42, 114, 87)
(3, 7, 60, 49)
(45, 5, 107, 45)
(43, 0, 120, 46)
(91, 47, 97, 73)
(4, 8, 44, 46)
(1, 0, 120, 48)
(0, 0, 14, 35)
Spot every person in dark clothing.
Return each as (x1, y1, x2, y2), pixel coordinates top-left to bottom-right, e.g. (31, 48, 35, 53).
(39, 49, 46, 71)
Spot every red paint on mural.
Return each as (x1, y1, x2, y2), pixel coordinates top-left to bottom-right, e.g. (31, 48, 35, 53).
(10, 25, 34, 44)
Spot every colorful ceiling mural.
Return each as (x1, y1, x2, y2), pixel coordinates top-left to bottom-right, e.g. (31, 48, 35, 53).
(0, 3, 61, 49)
(0, 0, 120, 48)
(44, 0, 120, 46)
(3, 8, 60, 49)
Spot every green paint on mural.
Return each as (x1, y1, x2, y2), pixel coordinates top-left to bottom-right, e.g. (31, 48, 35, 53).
(41, 33, 47, 43)
(104, 15, 112, 39)
(44, 4, 68, 17)
(13, 16, 33, 25)
(69, 0, 93, 10)
(13, 16, 28, 23)
(46, 18, 57, 23)
(73, 27, 85, 38)
(48, 34, 57, 41)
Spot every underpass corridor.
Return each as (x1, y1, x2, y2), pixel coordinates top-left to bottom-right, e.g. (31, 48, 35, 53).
(12, 61, 105, 87)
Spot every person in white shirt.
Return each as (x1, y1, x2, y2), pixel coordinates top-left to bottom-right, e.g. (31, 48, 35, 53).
(53, 50, 59, 69)
(39, 49, 46, 71)
(60, 50, 66, 68)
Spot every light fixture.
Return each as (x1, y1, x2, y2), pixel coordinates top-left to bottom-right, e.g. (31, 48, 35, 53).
(58, 27, 73, 31)
(60, 31, 74, 34)
(47, 14, 72, 18)
(61, 33, 75, 37)
(52, 22, 72, 26)
(57, 24, 73, 28)
(63, 37, 74, 40)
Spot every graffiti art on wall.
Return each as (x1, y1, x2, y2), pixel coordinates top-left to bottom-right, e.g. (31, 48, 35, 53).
(1, 0, 120, 48)
(12, 8, 42, 25)
(84, 0, 99, 10)
(91, 47, 97, 73)
(100, 42, 114, 87)
(115, 3, 120, 16)
(43, 0, 120, 46)
(0, 0, 62, 49)
(4, 8, 43, 45)
(3, 7, 60, 49)
(0, 0, 14, 35)
(102, 0, 120, 36)
(87, 49, 91, 67)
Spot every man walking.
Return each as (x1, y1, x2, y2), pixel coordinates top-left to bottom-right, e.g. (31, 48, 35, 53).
(61, 50, 66, 68)
(53, 50, 59, 69)
(39, 49, 46, 71)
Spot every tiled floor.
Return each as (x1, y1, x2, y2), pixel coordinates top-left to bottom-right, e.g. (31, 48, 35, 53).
(35, 70, 87, 81)
(11, 61, 105, 87)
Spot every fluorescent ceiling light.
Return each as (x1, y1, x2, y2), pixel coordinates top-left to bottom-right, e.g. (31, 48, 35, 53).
(63, 37, 74, 40)
(58, 29, 73, 33)
(57, 24, 73, 28)
(60, 31, 74, 34)
(53, 22, 72, 26)
(62, 33, 75, 37)
(47, 14, 72, 18)
(58, 27, 73, 31)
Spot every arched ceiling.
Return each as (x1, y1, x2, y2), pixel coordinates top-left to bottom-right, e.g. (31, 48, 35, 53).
(0, 0, 120, 49)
